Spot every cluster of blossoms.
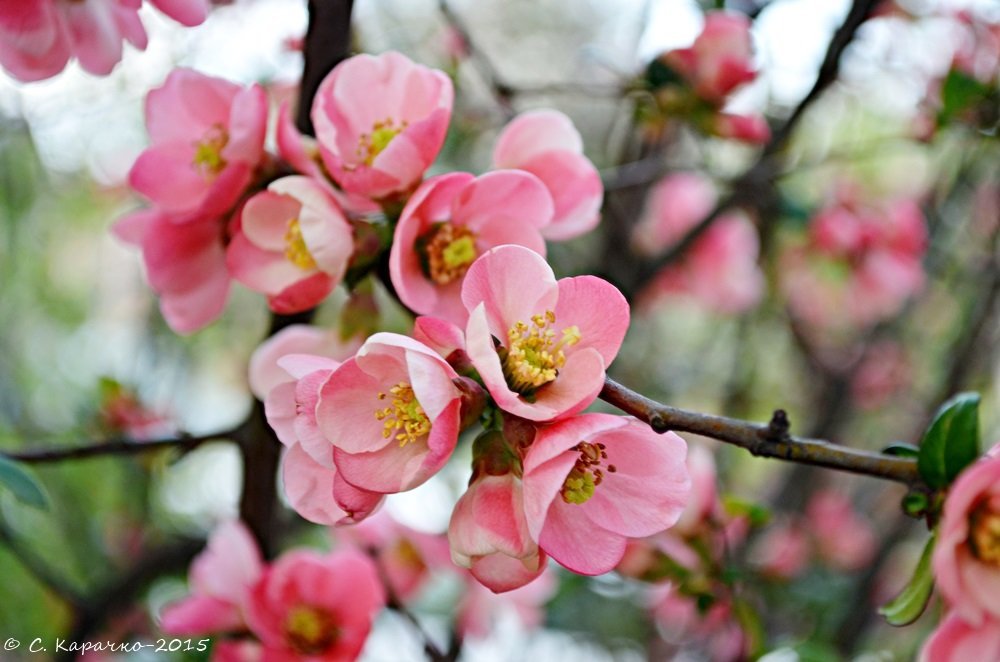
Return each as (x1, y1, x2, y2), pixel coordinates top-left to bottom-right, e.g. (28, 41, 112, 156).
(642, 11, 770, 144)
(632, 171, 765, 315)
(114, 48, 690, 598)
(780, 183, 928, 334)
(0, 0, 208, 81)
(920, 446, 1000, 660)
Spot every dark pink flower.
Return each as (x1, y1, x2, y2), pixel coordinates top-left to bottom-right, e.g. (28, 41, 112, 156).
(312, 51, 453, 200)
(522, 414, 690, 575)
(316, 333, 462, 493)
(664, 11, 757, 103)
(246, 549, 384, 660)
(389, 171, 552, 324)
(492, 110, 603, 241)
(227, 176, 354, 314)
(920, 612, 1000, 662)
(113, 208, 230, 334)
(129, 69, 267, 220)
(462, 245, 628, 422)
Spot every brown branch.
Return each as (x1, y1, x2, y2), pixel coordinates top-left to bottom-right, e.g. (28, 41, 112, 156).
(1, 431, 228, 463)
(600, 377, 921, 485)
(295, 0, 355, 135)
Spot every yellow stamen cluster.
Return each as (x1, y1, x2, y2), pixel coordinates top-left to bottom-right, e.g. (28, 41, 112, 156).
(284, 218, 318, 270)
(375, 382, 430, 447)
(191, 124, 229, 178)
(500, 310, 581, 394)
(423, 223, 478, 284)
(284, 605, 339, 655)
(560, 441, 616, 505)
(357, 118, 406, 166)
(970, 504, 1000, 566)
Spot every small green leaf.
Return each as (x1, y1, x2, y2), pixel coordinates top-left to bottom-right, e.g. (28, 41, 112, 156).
(917, 392, 981, 489)
(938, 69, 992, 126)
(722, 495, 770, 527)
(883, 442, 920, 458)
(878, 532, 936, 626)
(902, 491, 929, 518)
(0, 456, 48, 509)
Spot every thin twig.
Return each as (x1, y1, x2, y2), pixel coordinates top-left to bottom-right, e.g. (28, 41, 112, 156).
(2, 431, 231, 463)
(600, 378, 921, 485)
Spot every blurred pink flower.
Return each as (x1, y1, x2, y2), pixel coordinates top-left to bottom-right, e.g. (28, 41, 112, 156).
(650, 584, 747, 662)
(850, 341, 911, 410)
(312, 51, 453, 200)
(456, 568, 556, 639)
(227, 176, 353, 314)
(316, 333, 462, 493)
(748, 519, 810, 580)
(713, 113, 771, 144)
(522, 414, 690, 575)
(633, 172, 718, 256)
(113, 208, 231, 334)
(389, 171, 552, 325)
(246, 549, 384, 660)
(449, 471, 548, 593)
(920, 611, 1000, 662)
(129, 69, 267, 220)
(160, 520, 263, 635)
(492, 110, 603, 241)
(934, 453, 1000, 626)
(673, 443, 720, 535)
(806, 490, 877, 571)
(462, 246, 629, 422)
(664, 11, 757, 103)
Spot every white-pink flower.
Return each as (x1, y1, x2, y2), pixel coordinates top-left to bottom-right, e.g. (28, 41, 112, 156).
(492, 110, 603, 241)
(462, 245, 629, 422)
(389, 171, 553, 325)
(316, 333, 463, 493)
(129, 68, 268, 220)
(522, 414, 690, 575)
(312, 51, 453, 200)
(226, 176, 354, 314)
(664, 11, 758, 103)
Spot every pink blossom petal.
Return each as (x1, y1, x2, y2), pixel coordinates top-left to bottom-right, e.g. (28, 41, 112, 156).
(461, 246, 558, 338)
(453, 170, 553, 231)
(493, 110, 583, 166)
(554, 275, 629, 365)
(148, 0, 209, 26)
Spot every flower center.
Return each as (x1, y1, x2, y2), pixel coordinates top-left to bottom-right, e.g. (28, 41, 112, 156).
(560, 441, 616, 505)
(375, 382, 430, 447)
(357, 119, 406, 166)
(284, 218, 318, 270)
(969, 504, 1000, 566)
(191, 124, 229, 179)
(499, 311, 580, 395)
(390, 538, 428, 572)
(284, 605, 339, 656)
(420, 222, 478, 284)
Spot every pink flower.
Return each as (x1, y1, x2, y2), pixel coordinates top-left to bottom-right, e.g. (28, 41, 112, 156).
(147, 0, 209, 27)
(248, 324, 361, 402)
(492, 110, 603, 241)
(934, 454, 1000, 626)
(713, 113, 771, 144)
(920, 612, 1000, 662)
(632, 172, 718, 256)
(227, 176, 354, 314)
(282, 441, 385, 526)
(673, 443, 720, 535)
(316, 333, 462, 493)
(522, 414, 690, 575)
(664, 11, 757, 103)
(462, 245, 629, 422)
(0, 0, 147, 81)
(312, 51, 453, 200)
(129, 69, 267, 220)
(389, 171, 552, 325)
(644, 213, 765, 315)
(449, 471, 548, 593)
(806, 490, 876, 571)
(160, 520, 263, 635)
(113, 208, 230, 334)
(337, 511, 451, 602)
(246, 549, 384, 660)
(649, 585, 748, 662)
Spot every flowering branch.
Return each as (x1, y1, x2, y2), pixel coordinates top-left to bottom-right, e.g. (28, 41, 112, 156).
(599, 377, 922, 485)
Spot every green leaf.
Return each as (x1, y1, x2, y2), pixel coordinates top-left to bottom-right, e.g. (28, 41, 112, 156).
(938, 69, 992, 126)
(917, 392, 981, 489)
(878, 532, 936, 626)
(0, 457, 48, 509)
